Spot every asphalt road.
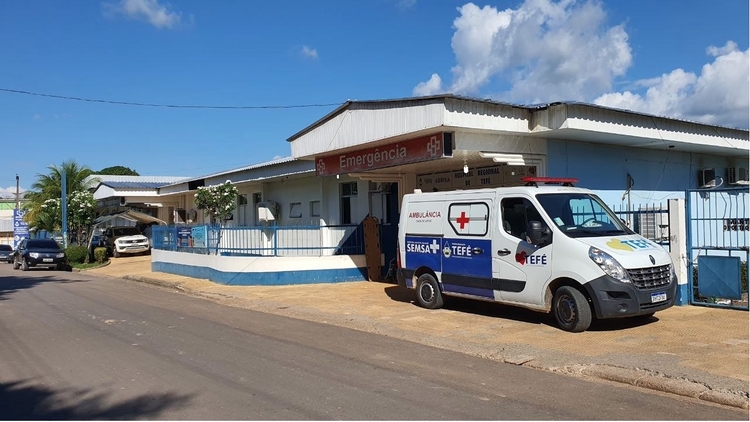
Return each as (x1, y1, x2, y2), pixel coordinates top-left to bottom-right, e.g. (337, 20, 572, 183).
(0, 264, 746, 420)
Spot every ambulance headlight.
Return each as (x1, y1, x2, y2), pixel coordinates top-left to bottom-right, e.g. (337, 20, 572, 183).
(589, 247, 630, 283)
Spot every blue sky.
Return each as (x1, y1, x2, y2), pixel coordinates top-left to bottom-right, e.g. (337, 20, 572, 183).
(1, 0, 748, 195)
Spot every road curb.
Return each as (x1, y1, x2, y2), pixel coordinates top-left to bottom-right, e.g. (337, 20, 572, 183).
(122, 275, 188, 291)
(579, 365, 749, 409)
(72, 260, 110, 273)
(121, 274, 749, 410)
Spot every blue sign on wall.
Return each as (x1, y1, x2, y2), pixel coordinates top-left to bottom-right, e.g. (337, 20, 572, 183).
(177, 227, 193, 247)
(191, 226, 207, 249)
(13, 209, 29, 249)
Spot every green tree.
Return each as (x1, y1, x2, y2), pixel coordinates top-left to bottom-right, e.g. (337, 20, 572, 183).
(194, 181, 239, 255)
(32, 191, 96, 260)
(98, 165, 139, 176)
(24, 160, 99, 238)
(68, 190, 97, 246)
(35, 198, 61, 234)
(194, 181, 238, 225)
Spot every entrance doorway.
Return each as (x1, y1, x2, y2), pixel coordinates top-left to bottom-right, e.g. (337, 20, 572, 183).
(369, 182, 400, 279)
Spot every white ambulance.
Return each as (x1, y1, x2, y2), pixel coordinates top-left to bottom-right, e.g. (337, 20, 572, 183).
(396, 177, 676, 332)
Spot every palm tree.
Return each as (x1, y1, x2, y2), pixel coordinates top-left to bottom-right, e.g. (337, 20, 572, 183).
(23, 160, 99, 234)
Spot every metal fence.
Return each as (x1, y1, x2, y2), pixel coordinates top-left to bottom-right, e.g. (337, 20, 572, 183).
(153, 223, 364, 257)
(610, 203, 671, 250)
(686, 188, 748, 310)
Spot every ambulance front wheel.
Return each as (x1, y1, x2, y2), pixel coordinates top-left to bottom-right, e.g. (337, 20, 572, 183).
(416, 274, 444, 309)
(552, 286, 592, 332)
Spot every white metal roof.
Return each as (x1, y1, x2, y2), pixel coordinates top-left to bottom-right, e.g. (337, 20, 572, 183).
(158, 157, 315, 194)
(189, 156, 299, 181)
(86, 175, 189, 184)
(286, 95, 749, 160)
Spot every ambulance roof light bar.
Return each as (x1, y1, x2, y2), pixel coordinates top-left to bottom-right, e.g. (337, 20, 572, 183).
(521, 177, 579, 187)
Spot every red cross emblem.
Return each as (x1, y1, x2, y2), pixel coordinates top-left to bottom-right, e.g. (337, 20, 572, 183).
(456, 211, 470, 229)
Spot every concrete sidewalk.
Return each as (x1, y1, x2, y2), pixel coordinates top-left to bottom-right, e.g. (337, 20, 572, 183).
(84, 256, 750, 409)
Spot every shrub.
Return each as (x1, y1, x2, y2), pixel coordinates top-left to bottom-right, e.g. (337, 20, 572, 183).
(93, 247, 108, 264)
(65, 245, 88, 264)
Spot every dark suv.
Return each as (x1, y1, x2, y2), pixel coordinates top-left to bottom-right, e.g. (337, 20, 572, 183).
(12, 238, 67, 271)
(0, 244, 13, 263)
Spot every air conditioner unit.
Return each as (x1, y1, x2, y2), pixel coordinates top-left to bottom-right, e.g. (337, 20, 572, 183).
(727, 167, 748, 184)
(697, 168, 716, 188)
(257, 201, 278, 222)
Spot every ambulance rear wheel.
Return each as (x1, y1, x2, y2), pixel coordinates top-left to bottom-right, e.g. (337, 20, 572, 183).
(416, 274, 444, 309)
(552, 286, 592, 332)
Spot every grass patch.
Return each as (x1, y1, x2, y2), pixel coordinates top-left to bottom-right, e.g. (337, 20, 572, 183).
(71, 261, 109, 270)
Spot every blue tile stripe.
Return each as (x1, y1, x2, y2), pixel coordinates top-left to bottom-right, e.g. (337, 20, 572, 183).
(152, 261, 367, 285)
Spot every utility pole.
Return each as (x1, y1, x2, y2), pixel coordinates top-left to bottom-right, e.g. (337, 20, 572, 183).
(62, 171, 68, 248)
(15, 174, 19, 209)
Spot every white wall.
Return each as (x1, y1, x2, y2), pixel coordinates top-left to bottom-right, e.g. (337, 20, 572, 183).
(150, 173, 384, 231)
(263, 176, 322, 226)
(93, 185, 116, 200)
(228, 183, 261, 228)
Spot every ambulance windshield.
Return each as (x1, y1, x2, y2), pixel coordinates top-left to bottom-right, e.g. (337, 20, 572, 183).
(535, 193, 634, 238)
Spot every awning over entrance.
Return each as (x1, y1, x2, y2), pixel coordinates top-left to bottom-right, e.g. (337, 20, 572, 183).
(93, 210, 167, 227)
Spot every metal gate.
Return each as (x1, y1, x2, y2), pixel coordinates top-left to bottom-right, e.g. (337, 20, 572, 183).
(686, 187, 749, 310)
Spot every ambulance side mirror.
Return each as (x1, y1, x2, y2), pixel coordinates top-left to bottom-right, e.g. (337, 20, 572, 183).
(527, 221, 551, 247)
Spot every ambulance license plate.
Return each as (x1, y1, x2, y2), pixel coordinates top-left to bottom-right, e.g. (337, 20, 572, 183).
(651, 292, 667, 303)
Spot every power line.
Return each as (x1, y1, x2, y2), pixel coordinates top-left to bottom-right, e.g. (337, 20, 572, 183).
(0, 88, 344, 110)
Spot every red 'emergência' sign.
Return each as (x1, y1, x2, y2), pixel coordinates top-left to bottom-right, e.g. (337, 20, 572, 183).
(315, 132, 449, 176)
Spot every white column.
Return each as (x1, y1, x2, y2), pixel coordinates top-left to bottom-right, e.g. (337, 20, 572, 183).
(668, 198, 689, 305)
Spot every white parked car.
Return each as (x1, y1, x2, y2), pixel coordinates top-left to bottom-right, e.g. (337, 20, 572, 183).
(103, 226, 151, 257)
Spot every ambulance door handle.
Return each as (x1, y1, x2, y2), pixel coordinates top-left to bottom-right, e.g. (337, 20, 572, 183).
(472, 247, 484, 255)
(497, 248, 511, 256)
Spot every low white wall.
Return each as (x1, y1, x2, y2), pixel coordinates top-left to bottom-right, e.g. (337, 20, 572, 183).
(151, 249, 368, 285)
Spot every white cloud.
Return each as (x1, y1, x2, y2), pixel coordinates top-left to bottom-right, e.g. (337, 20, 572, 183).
(301, 45, 318, 60)
(596, 42, 749, 128)
(707, 41, 738, 57)
(412, 73, 445, 96)
(414, 0, 632, 103)
(414, 1, 748, 128)
(595, 69, 696, 117)
(0, 186, 24, 199)
(103, 0, 183, 29)
(396, 0, 417, 10)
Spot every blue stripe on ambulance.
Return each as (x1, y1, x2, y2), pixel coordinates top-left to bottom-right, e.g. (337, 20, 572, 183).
(404, 236, 442, 288)
(443, 284, 495, 297)
(441, 238, 493, 298)
(405, 236, 493, 298)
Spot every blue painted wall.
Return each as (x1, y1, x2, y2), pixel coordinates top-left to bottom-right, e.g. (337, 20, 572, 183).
(547, 139, 742, 206)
